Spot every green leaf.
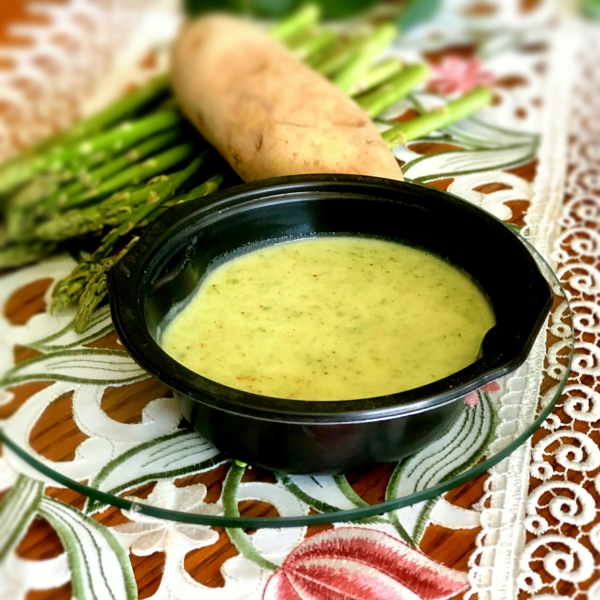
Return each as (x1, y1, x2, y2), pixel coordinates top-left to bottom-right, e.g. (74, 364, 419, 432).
(85, 430, 224, 514)
(0, 475, 43, 562)
(385, 393, 497, 544)
(583, 0, 600, 20)
(444, 116, 538, 149)
(398, 0, 442, 32)
(0, 348, 148, 387)
(279, 474, 358, 513)
(30, 306, 113, 353)
(279, 474, 386, 524)
(39, 496, 137, 600)
(401, 144, 537, 183)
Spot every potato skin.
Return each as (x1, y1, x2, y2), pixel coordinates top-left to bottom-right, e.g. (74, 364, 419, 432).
(171, 15, 403, 182)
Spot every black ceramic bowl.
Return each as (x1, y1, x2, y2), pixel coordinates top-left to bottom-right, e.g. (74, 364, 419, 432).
(108, 174, 552, 475)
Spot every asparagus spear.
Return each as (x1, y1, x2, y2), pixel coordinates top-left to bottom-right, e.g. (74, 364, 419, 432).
(350, 57, 403, 96)
(1, 109, 183, 195)
(91, 154, 211, 258)
(36, 149, 208, 242)
(9, 127, 190, 241)
(69, 140, 199, 206)
(0, 75, 171, 195)
(146, 171, 225, 217)
(0, 241, 57, 269)
(73, 238, 139, 333)
(7, 118, 189, 241)
(59, 109, 184, 172)
(53, 171, 224, 330)
(382, 86, 494, 146)
(8, 174, 62, 211)
(50, 154, 210, 313)
(66, 74, 171, 139)
(356, 63, 430, 118)
(72, 171, 226, 331)
(291, 29, 338, 61)
(78, 171, 225, 327)
(42, 127, 187, 213)
(333, 23, 398, 94)
(313, 34, 366, 76)
(270, 4, 321, 43)
(51, 259, 94, 315)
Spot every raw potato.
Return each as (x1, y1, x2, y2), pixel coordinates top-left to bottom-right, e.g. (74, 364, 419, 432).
(171, 15, 403, 182)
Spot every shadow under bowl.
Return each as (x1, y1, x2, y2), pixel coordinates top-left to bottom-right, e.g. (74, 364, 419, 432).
(108, 174, 552, 475)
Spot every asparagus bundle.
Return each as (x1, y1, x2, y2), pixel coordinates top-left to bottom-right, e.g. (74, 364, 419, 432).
(0, 4, 493, 332)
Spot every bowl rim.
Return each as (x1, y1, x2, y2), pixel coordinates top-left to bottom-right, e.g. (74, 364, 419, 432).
(108, 173, 552, 424)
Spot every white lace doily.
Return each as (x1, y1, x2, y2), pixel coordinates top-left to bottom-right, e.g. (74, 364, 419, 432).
(466, 16, 600, 600)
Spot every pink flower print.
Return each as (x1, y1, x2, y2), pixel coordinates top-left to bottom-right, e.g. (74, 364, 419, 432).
(482, 381, 500, 393)
(263, 527, 470, 600)
(428, 56, 495, 96)
(464, 381, 500, 407)
(464, 391, 479, 408)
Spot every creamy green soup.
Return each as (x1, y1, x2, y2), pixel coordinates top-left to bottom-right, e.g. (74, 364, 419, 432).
(160, 236, 495, 400)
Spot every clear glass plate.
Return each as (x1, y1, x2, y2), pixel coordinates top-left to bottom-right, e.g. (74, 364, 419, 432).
(0, 243, 573, 528)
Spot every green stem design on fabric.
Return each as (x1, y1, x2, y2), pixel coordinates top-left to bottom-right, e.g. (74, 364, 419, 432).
(444, 118, 537, 148)
(39, 497, 137, 600)
(223, 463, 278, 571)
(411, 393, 498, 542)
(279, 475, 343, 513)
(413, 404, 479, 492)
(0, 474, 44, 562)
(0, 348, 148, 386)
(411, 498, 438, 545)
(386, 393, 498, 545)
(30, 308, 113, 353)
(402, 142, 527, 171)
(84, 430, 224, 514)
(387, 512, 418, 547)
(332, 475, 369, 507)
(424, 408, 487, 535)
(399, 404, 478, 544)
(410, 148, 538, 183)
(401, 144, 537, 183)
(279, 475, 386, 525)
(332, 475, 387, 524)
